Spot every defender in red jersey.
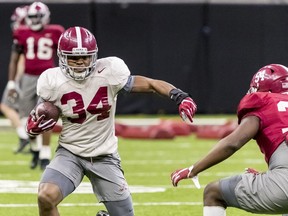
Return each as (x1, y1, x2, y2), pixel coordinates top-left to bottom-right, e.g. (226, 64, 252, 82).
(171, 64, 288, 215)
(7, 2, 64, 170)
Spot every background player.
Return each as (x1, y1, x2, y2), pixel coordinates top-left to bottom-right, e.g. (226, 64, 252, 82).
(1, 5, 30, 153)
(7, 2, 64, 169)
(25, 26, 197, 216)
(171, 64, 288, 215)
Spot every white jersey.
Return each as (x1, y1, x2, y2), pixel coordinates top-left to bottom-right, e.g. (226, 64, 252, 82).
(37, 57, 130, 157)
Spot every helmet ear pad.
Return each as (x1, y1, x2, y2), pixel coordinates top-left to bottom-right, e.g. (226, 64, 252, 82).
(249, 64, 288, 94)
(57, 26, 98, 80)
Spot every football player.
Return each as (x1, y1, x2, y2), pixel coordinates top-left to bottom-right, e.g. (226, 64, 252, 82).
(171, 64, 288, 216)
(7, 2, 64, 169)
(1, 5, 29, 154)
(25, 26, 197, 216)
(10, 5, 28, 31)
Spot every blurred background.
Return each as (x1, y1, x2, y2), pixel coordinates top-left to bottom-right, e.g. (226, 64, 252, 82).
(1, 0, 288, 115)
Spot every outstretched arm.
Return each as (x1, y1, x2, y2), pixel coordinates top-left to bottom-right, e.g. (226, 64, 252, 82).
(192, 116, 259, 175)
(171, 115, 260, 187)
(130, 75, 175, 96)
(130, 75, 197, 123)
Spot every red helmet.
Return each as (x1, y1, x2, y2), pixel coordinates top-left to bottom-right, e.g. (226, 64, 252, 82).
(57, 26, 98, 80)
(25, 2, 50, 31)
(248, 64, 288, 94)
(10, 5, 28, 31)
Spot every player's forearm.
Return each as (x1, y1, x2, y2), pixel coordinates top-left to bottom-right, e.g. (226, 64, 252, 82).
(131, 75, 175, 96)
(192, 140, 239, 177)
(8, 52, 20, 81)
(150, 79, 176, 97)
(8, 63, 17, 81)
(192, 122, 256, 177)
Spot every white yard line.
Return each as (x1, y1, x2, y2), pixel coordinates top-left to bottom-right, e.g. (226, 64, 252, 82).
(0, 180, 166, 194)
(0, 202, 202, 208)
(0, 158, 263, 166)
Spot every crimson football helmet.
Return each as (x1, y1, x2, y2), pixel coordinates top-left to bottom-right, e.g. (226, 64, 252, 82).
(25, 2, 50, 31)
(57, 26, 98, 80)
(248, 64, 288, 94)
(10, 5, 28, 31)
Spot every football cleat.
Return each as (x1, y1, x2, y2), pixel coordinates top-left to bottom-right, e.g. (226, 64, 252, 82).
(14, 138, 29, 154)
(96, 210, 109, 216)
(30, 150, 39, 169)
(40, 159, 50, 170)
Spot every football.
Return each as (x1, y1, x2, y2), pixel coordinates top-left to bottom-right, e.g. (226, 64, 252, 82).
(35, 101, 60, 122)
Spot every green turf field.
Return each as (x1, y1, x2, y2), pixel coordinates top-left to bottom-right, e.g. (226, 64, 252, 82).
(0, 117, 281, 216)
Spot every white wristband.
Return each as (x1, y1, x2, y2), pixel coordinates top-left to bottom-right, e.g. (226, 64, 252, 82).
(7, 80, 16, 90)
(188, 165, 201, 189)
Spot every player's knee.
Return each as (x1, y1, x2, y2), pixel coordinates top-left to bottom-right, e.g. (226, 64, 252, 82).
(203, 181, 226, 207)
(104, 196, 134, 216)
(38, 183, 61, 209)
(38, 189, 54, 209)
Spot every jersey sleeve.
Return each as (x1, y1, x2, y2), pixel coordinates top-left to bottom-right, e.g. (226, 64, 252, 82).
(237, 93, 266, 122)
(12, 28, 21, 45)
(12, 27, 25, 53)
(108, 57, 131, 93)
(36, 69, 59, 102)
(51, 24, 65, 34)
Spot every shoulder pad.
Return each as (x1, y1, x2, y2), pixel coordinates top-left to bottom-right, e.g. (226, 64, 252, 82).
(237, 92, 266, 120)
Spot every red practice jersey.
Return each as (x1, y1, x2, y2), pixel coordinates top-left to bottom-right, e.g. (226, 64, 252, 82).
(237, 92, 288, 163)
(13, 24, 64, 76)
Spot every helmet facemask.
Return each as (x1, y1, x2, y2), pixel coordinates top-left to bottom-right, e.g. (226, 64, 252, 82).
(58, 50, 97, 81)
(247, 86, 258, 94)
